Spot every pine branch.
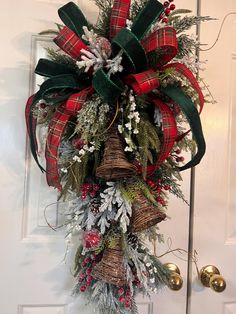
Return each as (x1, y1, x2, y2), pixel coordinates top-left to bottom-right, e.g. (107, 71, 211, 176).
(74, 245, 83, 276)
(45, 48, 78, 71)
(92, 0, 113, 37)
(168, 9, 192, 23)
(177, 34, 200, 58)
(171, 16, 215, 34)
(136, 117, 160, 179)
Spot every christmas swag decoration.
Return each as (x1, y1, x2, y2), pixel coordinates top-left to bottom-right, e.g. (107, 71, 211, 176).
(26, 0, 212, 313)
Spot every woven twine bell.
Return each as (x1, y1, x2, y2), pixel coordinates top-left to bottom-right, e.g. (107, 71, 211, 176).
(131, 192, 166, 233)
(92, 236, 127, 286)
(96, 124, 137, 180)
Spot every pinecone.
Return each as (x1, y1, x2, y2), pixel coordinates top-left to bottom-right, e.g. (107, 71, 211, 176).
(127, 233, 139, 249)
(89, 198, 101, 214)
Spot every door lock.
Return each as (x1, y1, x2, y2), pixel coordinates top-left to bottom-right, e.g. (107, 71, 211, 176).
(200, 265, 226, 293)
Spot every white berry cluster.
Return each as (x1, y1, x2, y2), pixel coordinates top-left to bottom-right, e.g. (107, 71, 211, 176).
(118, 90, 140, 153)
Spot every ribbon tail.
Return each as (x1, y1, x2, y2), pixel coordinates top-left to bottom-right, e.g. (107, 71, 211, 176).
(46, 88, 92, 189)
(162, 85, 206, 171)
(45, 107, 71, 190)
(162, 63, 205, 113)
(146, 97, 178, 176)
(25, 94, 45, 172)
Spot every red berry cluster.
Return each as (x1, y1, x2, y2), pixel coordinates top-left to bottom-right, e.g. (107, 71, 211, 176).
(81, 183, 100, 200)
(78, 253, 97, 293)
(72, 137, 85, 150)
(38, 102, 53, 120)
(160, 0, 176, 24)
(171, 149, 185, 163)
(83, 230, 102, 250)
(118, 287, 132, 309)
(147, 179, 169, 206)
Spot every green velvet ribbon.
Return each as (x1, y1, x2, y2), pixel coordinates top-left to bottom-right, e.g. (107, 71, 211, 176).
(112, 28, 147, 73)
(35, 59, 74, 77)
(28, 108, 45, 172)
(58, 1, 88, 39)
(131, 0, 164, 40)
(92, 69, 125, 103)
(28, 74, 88, 171)
(93, 0, 163, 101)
(33, 74, 84, 101)
(162, 85, 206, 171)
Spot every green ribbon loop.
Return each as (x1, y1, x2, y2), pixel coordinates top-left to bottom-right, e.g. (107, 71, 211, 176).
(35, 59, 74, 77)
(131, 0, 164, 40)
(33, 74, 84, 101)
(162, 85, 206, 171)
(58, 2, 88, 39)
(112, 28, 147, 73)
(28, 73, 86, 173)
(92, 68, 125, 103)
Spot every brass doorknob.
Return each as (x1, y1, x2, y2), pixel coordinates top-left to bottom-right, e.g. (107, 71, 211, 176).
(164, 263, 183, 291)
(200, 265, 226, 293)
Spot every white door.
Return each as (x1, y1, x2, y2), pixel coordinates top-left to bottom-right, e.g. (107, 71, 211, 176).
(1, 0, 222, 314)
(191, 1, 236, 313)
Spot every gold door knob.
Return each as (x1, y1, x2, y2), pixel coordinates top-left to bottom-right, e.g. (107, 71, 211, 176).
(164, 263, 183, 291)
(200, 265, 226, 293)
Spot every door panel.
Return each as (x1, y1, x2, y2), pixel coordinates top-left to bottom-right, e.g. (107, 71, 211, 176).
(192, 1, 236, 313)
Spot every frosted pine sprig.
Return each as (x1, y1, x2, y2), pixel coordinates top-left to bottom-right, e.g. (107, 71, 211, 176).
(76, 26, 123, 76)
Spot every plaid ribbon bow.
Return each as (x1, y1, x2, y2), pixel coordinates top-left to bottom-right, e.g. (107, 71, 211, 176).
(26, 0, 205, 189)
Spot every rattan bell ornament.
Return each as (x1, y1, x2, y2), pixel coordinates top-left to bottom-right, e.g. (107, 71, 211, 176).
(92, 235, 127, 286)
(131, 192, 166, 233)
(96, 124, 137, 180)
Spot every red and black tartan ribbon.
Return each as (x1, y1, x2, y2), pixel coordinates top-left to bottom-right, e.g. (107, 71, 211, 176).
(146, 97, 178, 176)
(54, 26, 88, 60)
(45, 107, 71, 190)
(142, 27, 178, 68)
(65, 87, 94, 115)
(25, 95, 38, 153)
(124, 70, 160, 95)
(110, 0, 131, 39)
(162, 62, 205, 142)
(162, 62, 204, 113)
(45, 88, 92, 189)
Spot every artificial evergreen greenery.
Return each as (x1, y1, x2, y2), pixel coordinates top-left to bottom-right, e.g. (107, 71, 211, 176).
(135, 117, 160, 179)
(26, 0, 211, 313)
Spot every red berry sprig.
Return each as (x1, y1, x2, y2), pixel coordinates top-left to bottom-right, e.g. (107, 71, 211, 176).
(78, 253, 97, 293)
(171, 149, 185, 164)
(160, 0, 176, 24)
(80, 182, 100, 200)
(146, 179, 169, 206)
(118, 286, 132, 309)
